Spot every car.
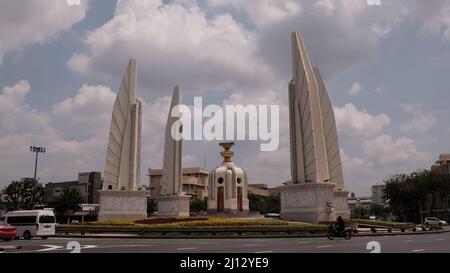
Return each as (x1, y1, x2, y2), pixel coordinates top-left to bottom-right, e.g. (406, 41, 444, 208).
(264, 213, 280, 218)
(0, 224, 17, 241)
(424, 217, 448, 228)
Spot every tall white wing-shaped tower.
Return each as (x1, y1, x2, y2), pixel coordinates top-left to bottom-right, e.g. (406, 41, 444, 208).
(280, 32, 349, 223)
(103, 59, 142, 191)
(160, 86, 183, 196)
(98, 59, 146, 221)
(156, 86, 190, 217)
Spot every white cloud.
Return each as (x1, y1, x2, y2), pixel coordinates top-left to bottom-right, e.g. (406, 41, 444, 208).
(314, 0, 336, 16)
(68, 0, 276, 96)
(242, 147, 291, 185)
(0, 80, 118, 185)
(414, 0, 450, 41)
(334, 103, 391, 138)
(207, 0, 301, 27)
(52, 84, 116, 138)
(0, 0, 88, 65)
(349, 82, 362, 95)
(361, 134, 431, 166)
(400, 104, 437, 134)
(0, 80, 51, 134)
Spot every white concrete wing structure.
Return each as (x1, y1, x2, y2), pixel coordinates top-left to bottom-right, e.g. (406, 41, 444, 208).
(103, 59, 142, 191)
(157, 86, 190, 217)
(98, 59, 146, 221)
(160, 86, 183, 196)
(280, 32, 349, 223)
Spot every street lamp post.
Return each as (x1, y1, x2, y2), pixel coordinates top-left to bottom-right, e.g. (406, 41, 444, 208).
(29, 145, 46, 181)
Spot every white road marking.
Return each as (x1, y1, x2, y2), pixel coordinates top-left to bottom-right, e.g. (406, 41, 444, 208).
(116, 244, 157, 247)
(412, 249, 425, 252)
(254, 251, 273, 253)
(402, 240, 414, 243)
(177, 247, 197, 250)
(297, 241, 308, 244)
(81, 245, 98, 249)
(435, 238, 443, 241)
(317, 245, 332, 248)
(37, 245, 64, 252)
(244, 244, 260, 247)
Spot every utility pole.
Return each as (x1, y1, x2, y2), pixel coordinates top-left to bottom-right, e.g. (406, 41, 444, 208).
(29, 145, 46, 181)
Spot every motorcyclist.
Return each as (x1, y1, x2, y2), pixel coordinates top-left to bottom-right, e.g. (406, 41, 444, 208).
(335, 216, 345, 234)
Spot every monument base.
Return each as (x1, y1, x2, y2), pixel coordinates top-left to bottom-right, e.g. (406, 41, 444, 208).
(98, 190, 147, 221)
(280, 182, 337, 224)
(334, 190, 350, 219)
(156, 195, 191, 217)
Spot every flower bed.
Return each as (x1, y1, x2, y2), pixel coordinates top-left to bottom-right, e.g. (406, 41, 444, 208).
(69, 217, 326, 229)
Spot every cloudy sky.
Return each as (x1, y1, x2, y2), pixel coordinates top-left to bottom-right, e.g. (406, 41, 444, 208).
(1, 0, 449, 196)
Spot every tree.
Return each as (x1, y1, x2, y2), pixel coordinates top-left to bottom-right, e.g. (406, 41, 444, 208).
(369, 203, 390, 218)
(4, 179, 44, 210)
(248, 193, 280, 214)
(384, 169, 449, 223)
(53, 187, 83, 216)
(190, 198, 207, 213)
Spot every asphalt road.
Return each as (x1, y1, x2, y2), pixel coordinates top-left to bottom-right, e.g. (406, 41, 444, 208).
(1, 231, 450, 253)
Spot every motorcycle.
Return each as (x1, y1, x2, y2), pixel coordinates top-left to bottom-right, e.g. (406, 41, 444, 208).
(327, 224, 352, 240)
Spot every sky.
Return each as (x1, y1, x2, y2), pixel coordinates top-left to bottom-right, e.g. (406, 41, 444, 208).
(0, 0, 449, 196)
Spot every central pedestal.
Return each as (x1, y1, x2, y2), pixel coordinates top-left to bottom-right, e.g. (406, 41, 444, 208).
(157, 195, 190, 217)
(98, 190, 147, 221)
(280, 182, 337, 223)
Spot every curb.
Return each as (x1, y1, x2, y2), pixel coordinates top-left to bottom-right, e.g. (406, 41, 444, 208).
(52, 229, 449, 239)
(0, 245, 22, 252)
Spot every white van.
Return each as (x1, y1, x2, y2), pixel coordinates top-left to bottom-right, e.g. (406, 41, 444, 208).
(4, 210, 56, 240)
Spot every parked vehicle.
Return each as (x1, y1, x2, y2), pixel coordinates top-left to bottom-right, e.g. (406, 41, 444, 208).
(3, 210, 56, 240)
(424, 217, 448, 228)
(327, 224, 352, 240)
(0, 224, 16, 241)
(264, 213, 280, 218)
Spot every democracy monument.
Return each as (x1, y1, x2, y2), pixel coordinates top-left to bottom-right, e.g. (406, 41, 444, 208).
(278, 32, 350, 223)
(98, 59, 147, 221)
(96, 32, 349, 223)
(156, 86, 191, 217)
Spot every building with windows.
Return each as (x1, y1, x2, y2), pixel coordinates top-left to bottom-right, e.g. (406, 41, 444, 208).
(431, 153, 450, 176)
(44, 172, 102, 204)
(371, 184, 386, 204)
(348, 196, 373, 219)
(148, 167, 209, 200)
(248, 184, 270, 197)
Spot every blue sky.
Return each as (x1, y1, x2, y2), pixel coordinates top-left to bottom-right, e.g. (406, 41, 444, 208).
(1, 0, 449, 196)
